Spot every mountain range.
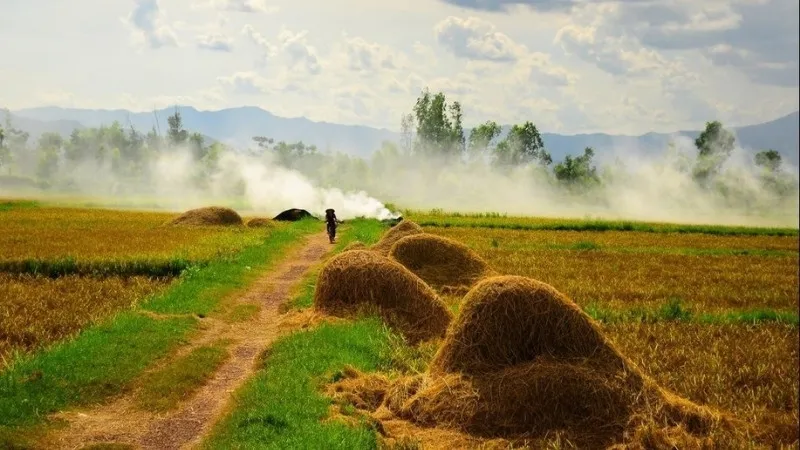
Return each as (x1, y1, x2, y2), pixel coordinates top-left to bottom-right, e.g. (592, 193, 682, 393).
(7, 106, 799, 166)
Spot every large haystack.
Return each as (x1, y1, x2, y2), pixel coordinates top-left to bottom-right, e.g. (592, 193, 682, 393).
(371, 220, 424, 256)
(313, 250, 452, 343)
(430, 275, 628, 376)
(328, 275, 730, 448)
(273, 208, 316, 221)
(246, 217, 275, 228)
(169, 206, 244, 226)
(388, 234, 494, 291)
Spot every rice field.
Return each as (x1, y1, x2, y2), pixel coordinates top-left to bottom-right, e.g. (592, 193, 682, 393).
(0, 199, 299, 364)
(411, 216, 799, 443)
(424, 226, 799, 313)
(0, 205, 270, 264)
(0, 273, 169, 364)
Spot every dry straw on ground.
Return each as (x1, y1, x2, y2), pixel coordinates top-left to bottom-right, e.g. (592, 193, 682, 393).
(388, 233, 495, 292)
(325, 275, 780, 448)
(342, 241, 367, 252)
(371, 220, 424, 256)
(169, 206, 244, 227)
(245, 217, 274, 228)
(313, 250, 452, 344)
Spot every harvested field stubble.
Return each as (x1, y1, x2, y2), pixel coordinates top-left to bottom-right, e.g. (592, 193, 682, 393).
(0, 273, 169, 363)
(428, 227, 800, 253)
(329, 276, 788, 448)
(371, 220, 424, 255)
(169, 206, 244, 226)
(0, 206, 271, 263)
(313, 250, 452, 343)
(388, 234, 495, 292)
(605, 322, 800, 434)
(426, 228, 798, 311)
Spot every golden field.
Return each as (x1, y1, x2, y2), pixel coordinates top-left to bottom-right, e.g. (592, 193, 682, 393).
(0, 273, 168, 364)
(426, 227, 799, 312)
(0, 206, 272, 263)
(606, 322, 798, 428)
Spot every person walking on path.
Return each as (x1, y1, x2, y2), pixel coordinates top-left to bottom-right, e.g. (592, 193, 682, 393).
(325, 208, 341, 244)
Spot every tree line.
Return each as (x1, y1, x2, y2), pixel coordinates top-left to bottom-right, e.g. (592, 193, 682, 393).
(0, 89, 796, 202)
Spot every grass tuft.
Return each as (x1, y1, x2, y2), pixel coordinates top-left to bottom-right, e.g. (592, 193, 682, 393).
(202, 319, 396, 449)
(136, 340, 231, 412)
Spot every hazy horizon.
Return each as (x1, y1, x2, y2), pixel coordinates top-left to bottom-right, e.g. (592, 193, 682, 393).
(1, 0, 797, 135)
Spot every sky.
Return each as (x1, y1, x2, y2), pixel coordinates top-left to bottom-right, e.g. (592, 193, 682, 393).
(0, 0, 798, 134)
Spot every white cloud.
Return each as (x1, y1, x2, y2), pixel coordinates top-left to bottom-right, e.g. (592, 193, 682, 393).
(197, 32, 234, 52)
(202, 0, 279, 13)
(434, 16, 525, 62)
(123, 0, 178, 49)
(217, 71, 272, 94)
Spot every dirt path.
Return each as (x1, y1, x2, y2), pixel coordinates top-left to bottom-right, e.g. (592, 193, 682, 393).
(38, 232, 332, 450)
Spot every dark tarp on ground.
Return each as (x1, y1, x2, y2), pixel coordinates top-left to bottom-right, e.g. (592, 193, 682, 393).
(273, 208, 317, 221)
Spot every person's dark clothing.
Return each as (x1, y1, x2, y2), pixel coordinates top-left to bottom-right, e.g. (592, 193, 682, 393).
(325, 209, 338, 242)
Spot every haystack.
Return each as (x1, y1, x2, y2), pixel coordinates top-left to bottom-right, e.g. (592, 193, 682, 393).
(430, 275, 628, 376)
(169, 206, 244, 226)
(342, 241, 367, 252)
(388, 234, 494, 291)
(328, 275, 727, 447)
(371, 220, 424, 256)
(246, 217, 274, 228)
(313, 250, 452, 343)
(273, 208, 315, 221)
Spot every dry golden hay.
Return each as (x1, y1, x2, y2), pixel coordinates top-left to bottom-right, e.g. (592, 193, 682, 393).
(430, 275, 629, 376)
(388, 233, 495, 291)
(326, 275, 750, 448)
(313, 249, 453, 344)
(342, 241, 367, 252)
(169, 206, 244, 226)
(371, 220, 424, 256)
(246, 217, 275, 228)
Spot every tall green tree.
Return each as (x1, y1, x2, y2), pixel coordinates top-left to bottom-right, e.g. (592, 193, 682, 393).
(167, 109, 189, 147)
(411, 88, 465, 160)
(493, 122, 551, 167)
(693, 120, 735, 184)
(554, 147, 598, 187)
(467, 120, 501, 160)
(754, 149, 782, 173)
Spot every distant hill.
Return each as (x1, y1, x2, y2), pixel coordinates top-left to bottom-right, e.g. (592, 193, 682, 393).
(9, 106, 799, 166)
(4, 113, 85, 141)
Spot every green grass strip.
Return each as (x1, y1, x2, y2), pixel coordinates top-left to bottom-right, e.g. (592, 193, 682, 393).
(0, 219, 320, 436)
(143, 219, 321, 316)
(0, 199, 40, 212)
(136, 340, 231, 412)
(412, 216, 798, 237)
(583, 300, 799, 326)
(0, 257, 198, 277)
(0, 313, 195, 428)
(202, 318, 394, 450)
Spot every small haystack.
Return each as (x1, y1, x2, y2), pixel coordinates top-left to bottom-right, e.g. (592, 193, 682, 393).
(342, 241, 367, 252)
(388, 234, 494, 291)
(313, 250, 452, 343)
(169, 206, 244, 226)
(273, 208, 316, 221)
(246, 217, 275, 228)
(372, 220, 424, 256)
